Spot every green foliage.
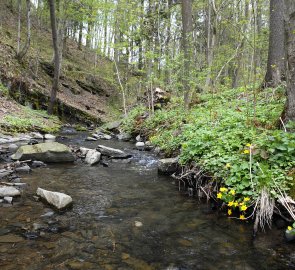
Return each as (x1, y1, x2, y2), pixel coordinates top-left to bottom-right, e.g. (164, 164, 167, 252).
(0, 106, 61, 133)
(0, 82, 9, 96)
(122, 87, 294, 203)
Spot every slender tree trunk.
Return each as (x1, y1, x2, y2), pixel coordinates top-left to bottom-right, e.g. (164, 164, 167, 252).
(17, 0, 31, 60)
(78, 22, 83, 50)
(181, 0, 193, 109)
(264, 0, 285, 88)
(47, 0, 61, 115)
(17, 0, 21, 55)
(284, 0, 295, 122)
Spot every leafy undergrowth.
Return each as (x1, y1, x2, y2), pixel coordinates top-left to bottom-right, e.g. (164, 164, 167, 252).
(122, 86, 295, 227)
(0, 84, 61, 134)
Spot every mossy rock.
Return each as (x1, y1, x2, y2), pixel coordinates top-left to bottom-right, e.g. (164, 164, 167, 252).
(11, 142, 75, 163)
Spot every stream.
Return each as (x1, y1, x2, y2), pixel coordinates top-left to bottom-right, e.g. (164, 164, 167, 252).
(0, 133, 294, 270)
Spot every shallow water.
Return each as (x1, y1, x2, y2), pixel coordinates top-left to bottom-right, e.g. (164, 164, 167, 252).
(0, 134, 294, 270)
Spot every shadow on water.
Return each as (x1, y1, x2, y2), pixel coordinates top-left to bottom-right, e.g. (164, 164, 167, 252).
(0, 133, 294, 269)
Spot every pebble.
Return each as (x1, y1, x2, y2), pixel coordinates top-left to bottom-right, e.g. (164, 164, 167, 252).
(86, 137, 97, 141)
(134, 221, 143, 227)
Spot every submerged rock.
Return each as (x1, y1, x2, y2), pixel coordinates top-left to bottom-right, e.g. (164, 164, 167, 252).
(31, 160, 46, 168)
(36, 188, 73, 209)
(85, 150, 101, 165)
(158, 157, 179, 174)
(11, 142, 75, 163)
(97, 145, 125, 157)
(0, 186, 20, 197)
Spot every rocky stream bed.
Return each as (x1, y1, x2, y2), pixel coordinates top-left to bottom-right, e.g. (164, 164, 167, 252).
(0, 130, 295, 270)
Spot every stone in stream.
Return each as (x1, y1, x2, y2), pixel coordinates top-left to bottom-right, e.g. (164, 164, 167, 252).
(96, 145, 125, 157)
(0, 169, 13, 179)
(79, 147, 91, 156)
(136, 142, 145, 151)
(11, 142, 75, 163)
(36, 188, 73, 209)
(102, 134, 112, 140)
(8, 144, 18, 152)
(117, 132, 131, 141)
(86, 137, 97, 141)
(85, 150, 101, 165)
(3, 196, 13, 204)
(15, 165, 31, 173)
(0, 186, 21, 197)
(31, 160, 46, 168)
(136, 135, 142, 142)
(104, 120, 122, 132)
(158, 157, 179, 174)
(44, 134, 56, 140)
(30, 132, 44, 139)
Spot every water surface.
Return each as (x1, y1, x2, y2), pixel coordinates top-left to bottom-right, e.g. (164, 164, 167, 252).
(0, 134, 294, 269)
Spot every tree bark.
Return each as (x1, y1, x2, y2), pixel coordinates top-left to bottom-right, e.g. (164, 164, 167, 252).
(284, 0, 295, 122)
(181, 0, 193, 109)
(16, 0, 31, 60)
(17, 0, 21, 55)
(264, 0, 285, 88)
(47, 0, 61, 115)
(78, 22, 83, 50)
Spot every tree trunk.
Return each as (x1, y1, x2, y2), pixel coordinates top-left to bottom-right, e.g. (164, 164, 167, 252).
(17, 0, 21, 55)
(47, 0, 61, 115)
(17, 0, 31, 60)
(264, 0, 285, 88)
(284, 0, 295, 122)
(181, 0, 193, 109)
(78, 22, 83, 50)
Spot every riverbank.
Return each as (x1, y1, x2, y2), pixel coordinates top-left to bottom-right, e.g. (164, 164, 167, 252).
(120, 86, 295, 234)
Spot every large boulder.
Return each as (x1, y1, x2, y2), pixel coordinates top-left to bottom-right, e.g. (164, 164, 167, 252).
(85, 150, 101, 165)
(158, 157, 179, 174)
(0, 186, 21, 197)
(11, 142, 75, 163)
(36, 188, 72, 209)
(97, 145, 125, 157)
(104, 121, 121, 133)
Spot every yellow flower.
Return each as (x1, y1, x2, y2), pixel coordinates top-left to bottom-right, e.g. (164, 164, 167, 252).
(246, 143, 251, 147)
(239, 202, 244, 206)
(243, 149, 250, 154)
(220, 187, 228, 192)
(233, 202, 239, 207)
(244, 197, 250, 202)
(225, 163, 231, 169)
(288, 226, 293, 231)
(240, 215, 246, 220)
(229, 189, 235, 195)
(228, 201, 234, 207)
(217, 193, 222, 199)
(228, 209, 232, 216)
(241, 205, 247, 211)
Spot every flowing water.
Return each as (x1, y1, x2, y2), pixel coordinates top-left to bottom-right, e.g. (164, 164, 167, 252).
(0, 133, 294, 270)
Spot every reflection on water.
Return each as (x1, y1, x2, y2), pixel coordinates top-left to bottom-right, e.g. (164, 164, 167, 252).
(0, 134, 294, 269)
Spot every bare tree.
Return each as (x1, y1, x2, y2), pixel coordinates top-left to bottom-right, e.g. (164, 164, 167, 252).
(181, 0, 193, 109)
(264, 0, 285, 88)
(16, 0, 31, 60)
(47, 0, 61, 115)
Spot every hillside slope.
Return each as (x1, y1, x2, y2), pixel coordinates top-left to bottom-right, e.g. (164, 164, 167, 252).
(0, 1, 120, 125)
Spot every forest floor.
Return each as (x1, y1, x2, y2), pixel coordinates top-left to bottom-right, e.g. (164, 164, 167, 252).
(0, 1, 122, 129)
